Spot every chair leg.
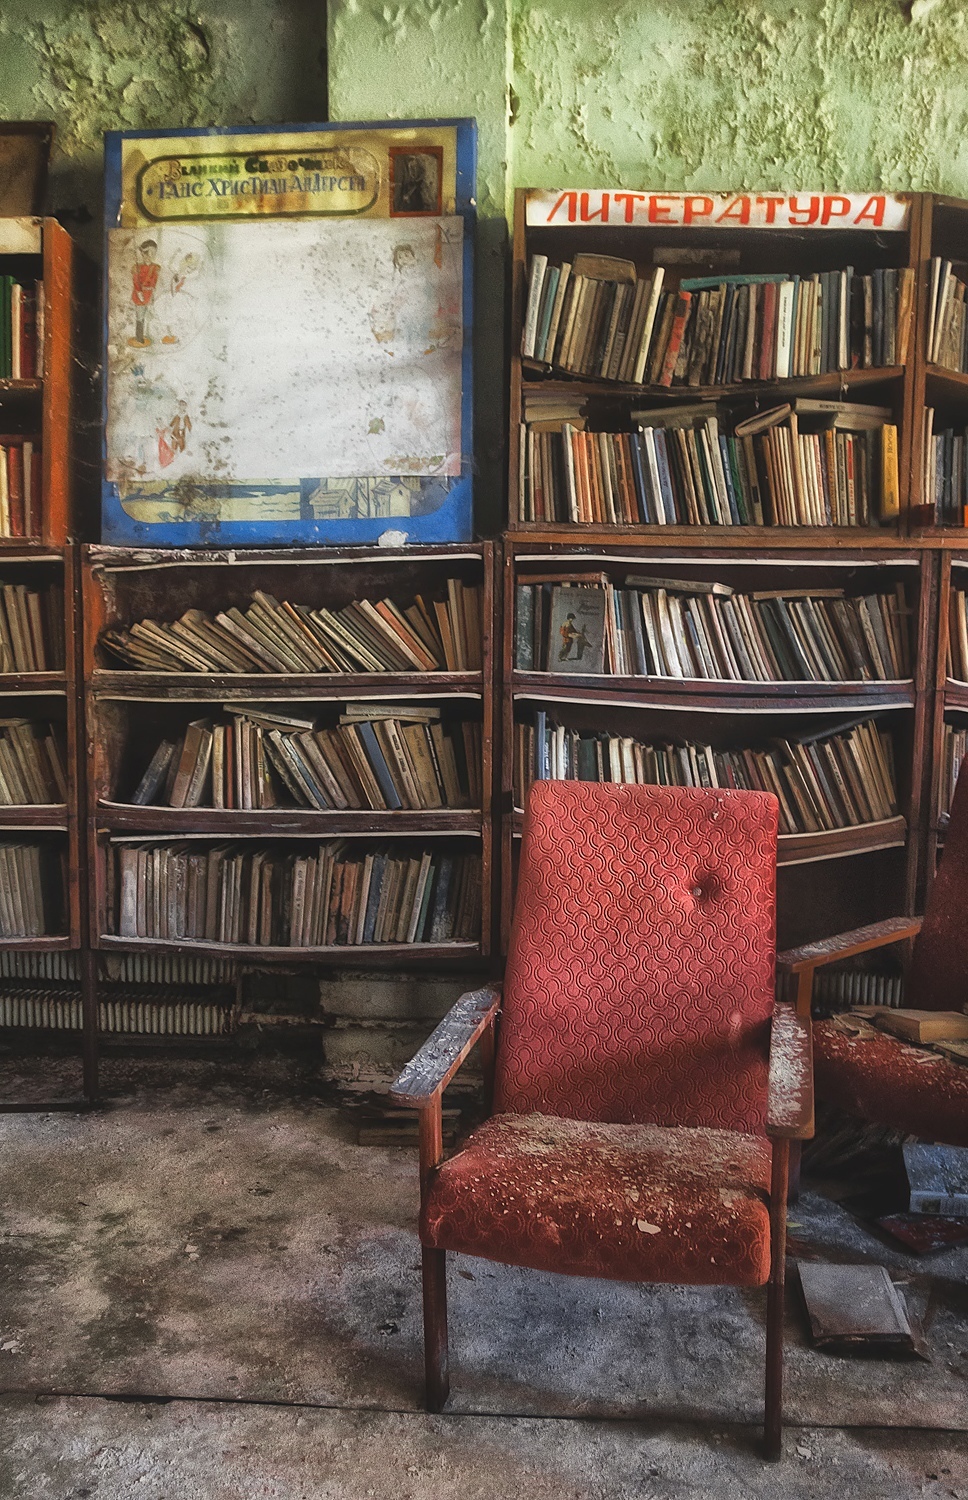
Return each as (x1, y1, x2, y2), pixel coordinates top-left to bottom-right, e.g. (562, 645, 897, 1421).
(788, 1140, 802, 1205)
(764, 1138, 790, 1462)
(422, 1246, 449, 1412)
(764, 1261, 785, 1460)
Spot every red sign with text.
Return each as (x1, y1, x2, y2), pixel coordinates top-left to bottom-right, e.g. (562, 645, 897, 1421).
(526, 190, 909, 231)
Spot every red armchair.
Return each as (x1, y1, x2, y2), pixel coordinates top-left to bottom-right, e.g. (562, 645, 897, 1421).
(392, 781, 813, 1460)
(778, 758, 968, 1148)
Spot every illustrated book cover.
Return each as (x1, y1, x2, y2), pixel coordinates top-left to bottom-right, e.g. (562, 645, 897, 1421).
(101, 120, 475, 546)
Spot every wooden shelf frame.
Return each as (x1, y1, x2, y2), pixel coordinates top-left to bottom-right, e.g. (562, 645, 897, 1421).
(0, 219, 98, 1099)
(83, 542, 498, 963)
(509, 188, 924, 540)
(499, 537, 936, 953)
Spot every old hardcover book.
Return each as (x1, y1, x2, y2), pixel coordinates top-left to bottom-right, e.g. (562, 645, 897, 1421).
(131, 739, 178, 805)
(904, 1143, 968, 1217)
(874, 1009, 968, 1044)
(548, 587, 606, 674)
(168, 720, 211, 808)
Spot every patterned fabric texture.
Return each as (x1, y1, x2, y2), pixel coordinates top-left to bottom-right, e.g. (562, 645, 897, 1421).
(421, 1112, 773, 1285)
(811, 759, 968, 1145)
(813, 1023, 968, 1147)
(908, 755, 968, 1013)
(494, 781, 779, 1132)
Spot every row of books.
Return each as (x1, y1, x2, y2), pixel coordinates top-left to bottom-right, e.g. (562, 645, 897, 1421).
(515, 578, 911, 683)
(0, 438, 41, 536)
(0, 583, 63, 673)
(0, 279, 44, 381)
(0, 842, 54, 937)
(927, 257, 968, 372)
(922, 412, 968, 527)
(946, 588, 968, 680)
(0, 719, 66, 805)
(522, 255, 914, 387)
(112, 842, 481, 947)
(515, 714, 898, 836)
(941, 723, 967, 814)
(129, 704, 481, 813)
(519, 399, 898, 527)
(101, 581, 483, 676)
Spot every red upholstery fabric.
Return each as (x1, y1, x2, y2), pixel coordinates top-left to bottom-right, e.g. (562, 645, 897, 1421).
(494, 781, 778, 1132)
(421, 1112, 773, 1285)
(908, 756, 968, 1012)
(814, 1022, 968, 1147)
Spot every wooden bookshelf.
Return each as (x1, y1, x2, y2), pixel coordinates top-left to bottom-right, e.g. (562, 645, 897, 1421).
(928, 550, 968, 880)
(0, 219, 96, 1099)
(83, 543, 496, 965)
(908, 195, 968, 533)
(500, 539, 934, 953)
(509, 189, 921, 537)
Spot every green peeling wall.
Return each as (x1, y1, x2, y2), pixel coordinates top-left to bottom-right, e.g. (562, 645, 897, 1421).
(0, 0, 327, 250)
(7, 0, 968, 526)
(328, 0, 968, 525)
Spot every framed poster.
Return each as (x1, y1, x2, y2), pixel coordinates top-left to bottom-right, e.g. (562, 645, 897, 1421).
(102, 119, 475, 546)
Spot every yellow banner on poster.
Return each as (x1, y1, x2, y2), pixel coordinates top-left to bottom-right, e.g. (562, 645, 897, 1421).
(119, 127, 459, 226)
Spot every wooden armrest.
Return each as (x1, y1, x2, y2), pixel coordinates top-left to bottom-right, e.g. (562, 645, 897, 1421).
(766, 1003, 814, 1140)
(390, 984, 502, 1109)
(777, 915, 922, 974)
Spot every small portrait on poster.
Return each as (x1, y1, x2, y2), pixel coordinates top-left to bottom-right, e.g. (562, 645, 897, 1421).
(390, 147, 443, 216)
(549, 587, 606, 674)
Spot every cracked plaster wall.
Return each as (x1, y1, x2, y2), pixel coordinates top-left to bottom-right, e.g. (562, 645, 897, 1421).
(510, 0, 968, 196)
(0, 0, 327, 252)
(329, 0, 968, 528)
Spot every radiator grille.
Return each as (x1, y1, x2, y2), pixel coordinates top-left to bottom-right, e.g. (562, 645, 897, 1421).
(813, 970, 905, 1011)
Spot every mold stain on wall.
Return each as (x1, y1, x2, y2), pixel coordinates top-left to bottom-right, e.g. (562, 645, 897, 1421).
(0, 0, 326, 243)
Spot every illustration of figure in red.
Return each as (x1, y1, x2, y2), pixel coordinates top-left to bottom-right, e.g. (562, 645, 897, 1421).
(156, 422, 175, 467)
(129, 239, 160, 347)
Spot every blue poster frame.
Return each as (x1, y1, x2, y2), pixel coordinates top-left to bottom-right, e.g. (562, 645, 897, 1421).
(101, 119, 476, 547)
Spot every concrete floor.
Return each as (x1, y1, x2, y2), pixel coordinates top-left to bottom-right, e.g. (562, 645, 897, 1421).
(0, 1050, 966, 1498)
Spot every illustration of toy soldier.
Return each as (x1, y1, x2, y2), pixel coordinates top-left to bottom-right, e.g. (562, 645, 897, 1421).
(129, 238, 160, 347)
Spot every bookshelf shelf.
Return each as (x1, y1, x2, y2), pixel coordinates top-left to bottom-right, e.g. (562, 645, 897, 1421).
(511, 674, 915, 714)
(0, 805, 68, 830)
(520, 365, 905, 403)
(508, 525, 910, 547)
(0, 673, 68, 695)
(924, 364, 968, 395)
(90, 671, 484, 703)
(0, 934, 74, 952)
(95, 934, 482, 963)
(0, 378, 42, 395)
(97, 805, 483, 837)
(510, 809, 906, 867)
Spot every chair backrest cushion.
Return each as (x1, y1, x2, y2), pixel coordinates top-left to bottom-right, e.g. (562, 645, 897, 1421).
(909, 754, 968, 1011)
(494, 781, 778, 1132)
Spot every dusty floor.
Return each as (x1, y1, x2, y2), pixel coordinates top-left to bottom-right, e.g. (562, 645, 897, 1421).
(0, 1049, 966, 1498)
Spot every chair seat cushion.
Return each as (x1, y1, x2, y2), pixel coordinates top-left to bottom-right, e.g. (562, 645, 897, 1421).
(814, 1021, 968, 1147)
(421, 1112, 773, 1286)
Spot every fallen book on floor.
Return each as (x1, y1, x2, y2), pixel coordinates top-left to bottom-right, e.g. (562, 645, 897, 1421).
(874, 1213, 968, 1255)
(796, 1262, 923, 1355)
(871, 1008, 968, 1043)
(904, 1143, 968, 1218)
